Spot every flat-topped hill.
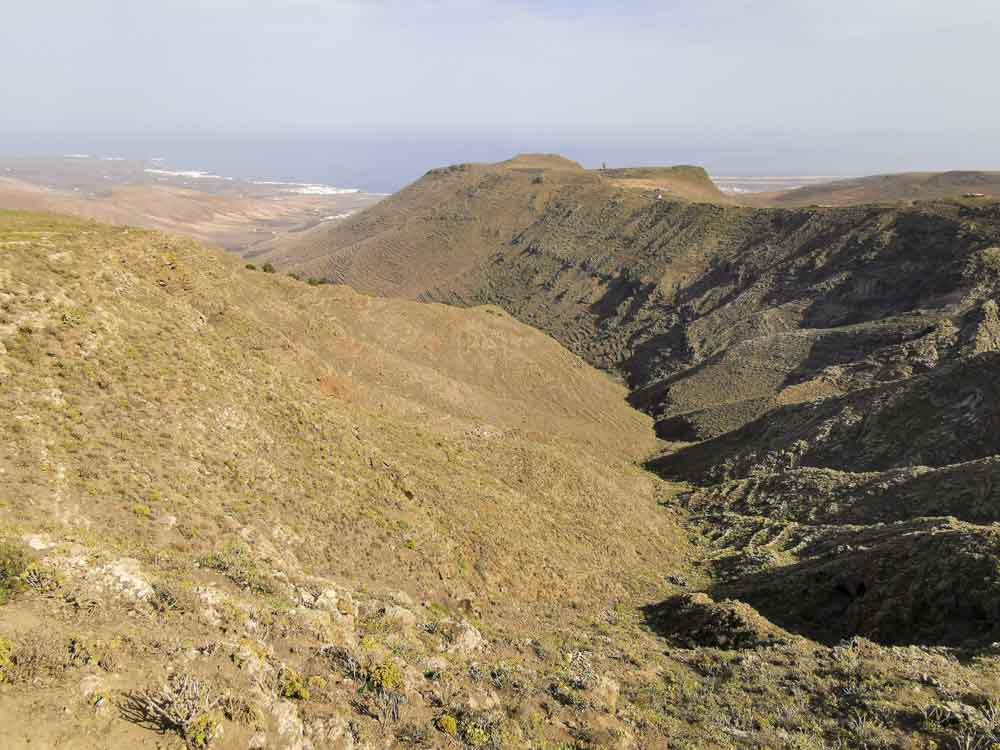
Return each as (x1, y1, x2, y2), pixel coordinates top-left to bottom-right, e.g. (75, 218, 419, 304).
(600, 165, 731, 203)
(501, 153, 586, 171)
(256, 155, 729, 298)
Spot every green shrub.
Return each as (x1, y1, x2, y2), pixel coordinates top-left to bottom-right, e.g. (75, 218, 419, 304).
(131, 503, 153, 518)
(201, 546, 273, 594)
(186, 712, 222, 748)
(0, 541, 30, 604)
(0, 637, 12, 682)
(261, 263, 276, 273)
(369, 660, 404, 692)
(457, 710, 503, 748)
(435, 713, 458, 736)
(395, 723, 431, 745)
(245, 263, 257, 271)
(279, 667, 310, 700)
(965, 246, 1000, 281)
(462, 723, 490, 747)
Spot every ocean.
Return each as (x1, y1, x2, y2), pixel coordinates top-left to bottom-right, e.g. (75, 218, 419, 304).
(0, 131, 850, 195)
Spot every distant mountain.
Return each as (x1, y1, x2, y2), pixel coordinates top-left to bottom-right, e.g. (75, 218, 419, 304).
(745, 170, 1000, 207)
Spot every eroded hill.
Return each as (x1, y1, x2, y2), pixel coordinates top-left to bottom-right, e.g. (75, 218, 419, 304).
(248, 157, 1000, 747)
(265, 157, 1000, 435)
(5, 205, 1000, 750)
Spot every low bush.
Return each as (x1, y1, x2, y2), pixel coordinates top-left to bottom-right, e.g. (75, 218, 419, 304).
(0, 541, 30, 604)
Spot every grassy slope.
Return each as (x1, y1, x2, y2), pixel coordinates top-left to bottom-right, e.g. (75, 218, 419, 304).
(272, 158, 1000, 442)
(0, 210, 687, 748)
(246, 156, 1000, 744)
(4, 212, 1000, 749)
(0, 210, 676, 616)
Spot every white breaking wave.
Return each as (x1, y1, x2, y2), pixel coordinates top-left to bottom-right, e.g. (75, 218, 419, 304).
(321, 211, 358, 221)
(140, 164, 362, 194)
(711, 176, 845, 182)
(64, 154, 92, 159)
(145, 168, 234, 181)
(252, 180, 360, 195)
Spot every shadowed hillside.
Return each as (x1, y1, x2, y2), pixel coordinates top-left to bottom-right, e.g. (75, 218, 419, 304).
(265, 158, 1000, 442)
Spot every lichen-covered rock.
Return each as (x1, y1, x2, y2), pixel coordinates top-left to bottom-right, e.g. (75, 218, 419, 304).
(100, 558, 154, 601)
(441, 620, 484, 655)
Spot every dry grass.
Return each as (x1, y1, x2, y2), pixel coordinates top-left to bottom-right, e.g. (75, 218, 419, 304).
(1, 210, 999, 750)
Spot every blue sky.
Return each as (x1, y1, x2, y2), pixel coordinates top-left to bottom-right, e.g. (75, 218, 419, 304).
(3, 1, 999, 177)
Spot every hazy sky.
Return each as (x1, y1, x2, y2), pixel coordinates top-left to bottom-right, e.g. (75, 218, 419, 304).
(4, 1, 1000, 182)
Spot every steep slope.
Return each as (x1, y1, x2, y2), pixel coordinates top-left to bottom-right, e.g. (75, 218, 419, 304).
(0, 210, 673, 616)
(435, 198, 1000, 458)
(652, 350, 1000, 483)
(263, 158, 1000, 438)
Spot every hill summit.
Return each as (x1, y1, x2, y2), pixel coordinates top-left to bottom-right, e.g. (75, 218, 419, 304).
(256, 154, 729, 297)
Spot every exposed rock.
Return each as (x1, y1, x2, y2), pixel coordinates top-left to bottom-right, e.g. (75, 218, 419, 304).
(442, 620, 485, 655)
(24, 534, 56, 551)
(100, 558, 154, 601)
(644, 593, 791, 650)
(273, 699, 313, 750)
